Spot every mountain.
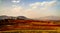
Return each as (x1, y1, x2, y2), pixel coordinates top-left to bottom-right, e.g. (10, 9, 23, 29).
(0, 15, 9, 20)
(38, 16, 60, 20)
(0, 15, 29, 20)
(17, 16, 29, 20)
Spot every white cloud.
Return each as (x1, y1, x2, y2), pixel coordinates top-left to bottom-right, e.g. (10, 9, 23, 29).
(8, 5, 24, 16)
(29, 2, 41, 8)
(0, 5, 24, 16)
(8, 0, 57, 18)
(12, 0, 21, 3)
(23, 0, 57, 18)
(29, 1, 56, 9)
(0, 0, 58, 18)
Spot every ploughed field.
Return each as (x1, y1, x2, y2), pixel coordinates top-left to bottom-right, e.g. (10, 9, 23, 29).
(0, 19, 60, 31)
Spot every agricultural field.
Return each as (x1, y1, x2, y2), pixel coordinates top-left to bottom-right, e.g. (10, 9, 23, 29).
(0, 29, 60, 33)
(0, 19, 60, 33)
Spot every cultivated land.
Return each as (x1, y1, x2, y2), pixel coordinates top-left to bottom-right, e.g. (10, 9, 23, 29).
(0, 19, 60, 33)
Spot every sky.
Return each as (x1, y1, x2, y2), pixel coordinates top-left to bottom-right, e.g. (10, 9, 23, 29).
(0, 0, 60, 18)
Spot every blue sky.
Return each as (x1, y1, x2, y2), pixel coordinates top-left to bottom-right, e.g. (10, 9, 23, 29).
(0, 0, 60, 18)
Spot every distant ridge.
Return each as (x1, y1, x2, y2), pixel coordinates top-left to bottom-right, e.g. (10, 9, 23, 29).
(37, 16, 60, 20)
(0, 15, 60, 20)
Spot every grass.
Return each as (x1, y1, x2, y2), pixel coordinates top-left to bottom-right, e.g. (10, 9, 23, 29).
(0, 29, 60, 33)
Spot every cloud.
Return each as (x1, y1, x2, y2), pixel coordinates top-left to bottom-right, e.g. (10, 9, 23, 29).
(23, 0, 57, 18)
(0, 5, 24, 16)
(0, 0, 59, 18)
(12, 0, 21, 3)
(29, 2, 41, 8)
(8, 0, 57, 18)
(29, 1, 56, 9)
(8, 5, 24, 16)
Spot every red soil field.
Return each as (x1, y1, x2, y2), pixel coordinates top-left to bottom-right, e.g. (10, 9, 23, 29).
(0, 19, 60, 31)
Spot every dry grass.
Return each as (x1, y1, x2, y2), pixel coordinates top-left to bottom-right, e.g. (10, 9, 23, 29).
(1, 27, 60, 33)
